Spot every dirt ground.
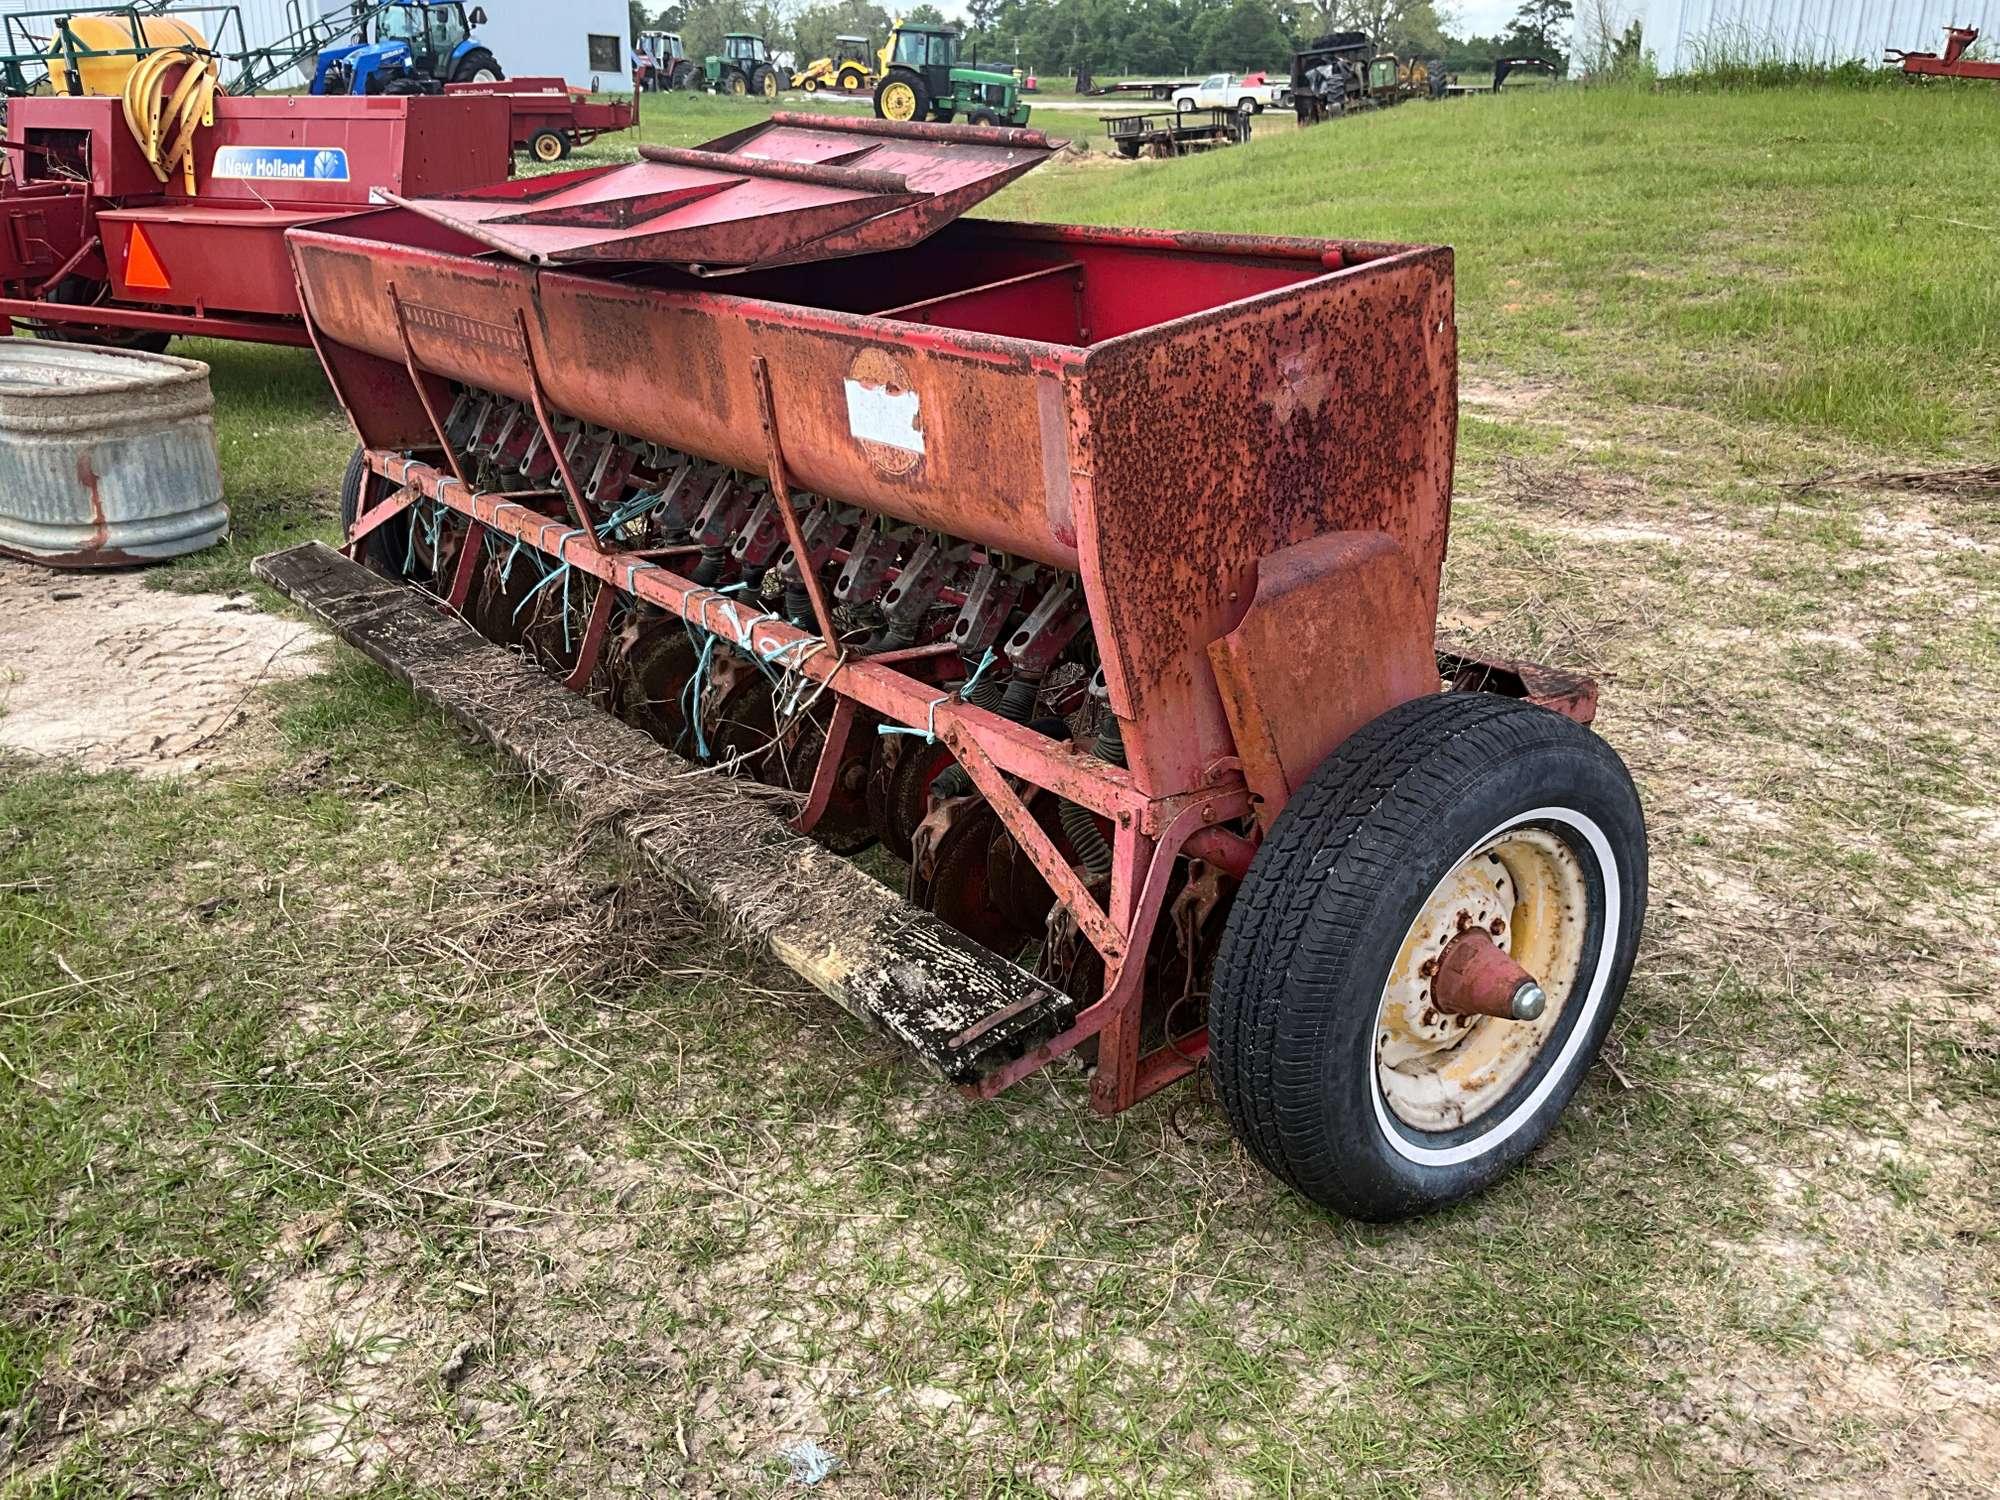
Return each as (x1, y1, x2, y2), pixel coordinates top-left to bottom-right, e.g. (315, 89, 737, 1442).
(0, 560, 322, 776)
(3, 375, 1998, 1496)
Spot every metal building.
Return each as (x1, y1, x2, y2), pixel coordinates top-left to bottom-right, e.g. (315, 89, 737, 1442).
(319, 1, 628, 91)
(1573, 0, 2000, 74)
(0, 2, 627, 91)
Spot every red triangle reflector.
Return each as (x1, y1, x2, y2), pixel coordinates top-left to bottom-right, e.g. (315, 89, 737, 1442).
(124, 225, 170, 291)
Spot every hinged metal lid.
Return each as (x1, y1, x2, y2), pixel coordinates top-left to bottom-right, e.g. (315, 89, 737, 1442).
(382, 113, 1063, 276)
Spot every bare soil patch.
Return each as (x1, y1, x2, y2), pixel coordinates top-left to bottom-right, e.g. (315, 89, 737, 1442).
(0, 560, 321, 775)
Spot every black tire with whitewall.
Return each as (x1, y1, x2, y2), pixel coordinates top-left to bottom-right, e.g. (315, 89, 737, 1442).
(1209, 692, 1647, 1220)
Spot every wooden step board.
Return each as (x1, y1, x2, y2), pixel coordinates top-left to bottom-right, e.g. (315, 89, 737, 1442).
(253, 542, 1073, 1082)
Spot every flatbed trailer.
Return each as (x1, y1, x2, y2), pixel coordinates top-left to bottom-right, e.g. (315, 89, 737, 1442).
(1087, 78, 1196, 100)
(444, 76, 639, 163)
(1101, 106, 1250, 158)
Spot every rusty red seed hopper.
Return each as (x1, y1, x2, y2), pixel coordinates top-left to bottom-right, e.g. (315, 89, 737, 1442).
(260, 115, 1649, 1221)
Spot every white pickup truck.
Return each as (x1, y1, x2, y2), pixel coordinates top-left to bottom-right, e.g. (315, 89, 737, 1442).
(1170, 72, 1288, 114)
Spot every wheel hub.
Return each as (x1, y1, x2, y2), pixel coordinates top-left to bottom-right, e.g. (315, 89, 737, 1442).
(1376, 827, 1588, 1133)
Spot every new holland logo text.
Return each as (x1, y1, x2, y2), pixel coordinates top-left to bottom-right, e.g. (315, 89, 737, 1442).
(212, 146, 351, 183)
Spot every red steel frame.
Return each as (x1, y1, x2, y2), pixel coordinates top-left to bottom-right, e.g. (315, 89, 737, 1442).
(443, 75, 640, 154)
(327, 295, 1259, 1111)
(1890, 26, 2000, 80)
(292, 203, 1471, 1114)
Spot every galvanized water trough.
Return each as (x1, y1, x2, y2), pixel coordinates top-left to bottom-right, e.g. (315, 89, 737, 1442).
(0, 343, 226, 568)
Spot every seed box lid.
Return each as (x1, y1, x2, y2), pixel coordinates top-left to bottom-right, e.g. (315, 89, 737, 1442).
(381, 113, 1063, 275)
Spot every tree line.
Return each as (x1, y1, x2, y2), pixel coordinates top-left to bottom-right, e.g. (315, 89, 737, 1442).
(630, 0, 1574, 78)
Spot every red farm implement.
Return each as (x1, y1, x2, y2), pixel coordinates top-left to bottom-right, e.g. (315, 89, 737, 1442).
(0, 90, 514, 349)
(259, 112, 1650, 1220)
(1888, 25, 2000, 80)
(443, 76, 638, 164)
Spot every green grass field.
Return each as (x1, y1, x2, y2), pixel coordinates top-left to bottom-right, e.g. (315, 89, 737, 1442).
(2, 83, 1997, 1497)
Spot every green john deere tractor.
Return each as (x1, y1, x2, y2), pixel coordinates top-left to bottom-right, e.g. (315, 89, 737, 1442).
(871, 22, 1029, 126)
(703, 33, 780, 97)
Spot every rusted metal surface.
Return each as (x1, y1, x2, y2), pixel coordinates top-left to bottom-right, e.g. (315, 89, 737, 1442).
(1437, 647, 1598, 724)
(381, 113, 1063, 274)
(0, 343, 224, 568)
(1432, 929, 1545, 1021)
(280, 133, 1613, 1122)
(1207, 530, 1438, 826)
(254, 540, 1075, 1084)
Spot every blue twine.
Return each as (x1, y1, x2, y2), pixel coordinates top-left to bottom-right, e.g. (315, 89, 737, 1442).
(512, 528, 585, 652)
(404, 500, 442, 574)
(675, 583, 835, 762)
(877, 645, 997, 744)
(594, 487, 666, 540)
(678, 583, 749, 761)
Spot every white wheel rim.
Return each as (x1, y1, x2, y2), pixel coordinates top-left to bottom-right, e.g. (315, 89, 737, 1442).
(1371, 807, 1619, 1166)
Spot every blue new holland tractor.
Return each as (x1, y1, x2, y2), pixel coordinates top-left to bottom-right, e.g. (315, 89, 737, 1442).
(311, 1, 501, 96)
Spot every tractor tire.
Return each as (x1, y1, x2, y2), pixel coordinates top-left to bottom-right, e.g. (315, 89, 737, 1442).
(751, 65, 779, 98)
(669, 61, 697, 91)
(723, 68, 749, 96)
(873, 72, 927, 121)
(382, 78, 435, 95)
(338, 445, 413, 577)
(930, 104, 954, 122)
(968, 108, 996, 126)
(1209, 693, 1647, 1221)
(801, 76, 818, 92)
(451, 49, 503, 84)
(837, 67, 866, 91)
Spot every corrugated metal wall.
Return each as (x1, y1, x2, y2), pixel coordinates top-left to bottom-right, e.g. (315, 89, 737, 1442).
(0, 2, 629, 90)
(1574, 0, 2000, 74)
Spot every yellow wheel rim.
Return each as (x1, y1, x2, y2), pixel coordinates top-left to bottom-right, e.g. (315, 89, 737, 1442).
(881, 80, 917, 120)
(761, 72, 777, 97)
(533, 134, 562, 162)
(802, 77, 817, 92)
(728, 74, 746, 94)
(1377, 826, 1590, 1132)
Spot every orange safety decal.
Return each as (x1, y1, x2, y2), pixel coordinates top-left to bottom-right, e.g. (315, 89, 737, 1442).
(124, 224, 170, 291)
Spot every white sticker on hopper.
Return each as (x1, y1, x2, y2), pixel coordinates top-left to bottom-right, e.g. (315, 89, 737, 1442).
(844, 380, 924, 454)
